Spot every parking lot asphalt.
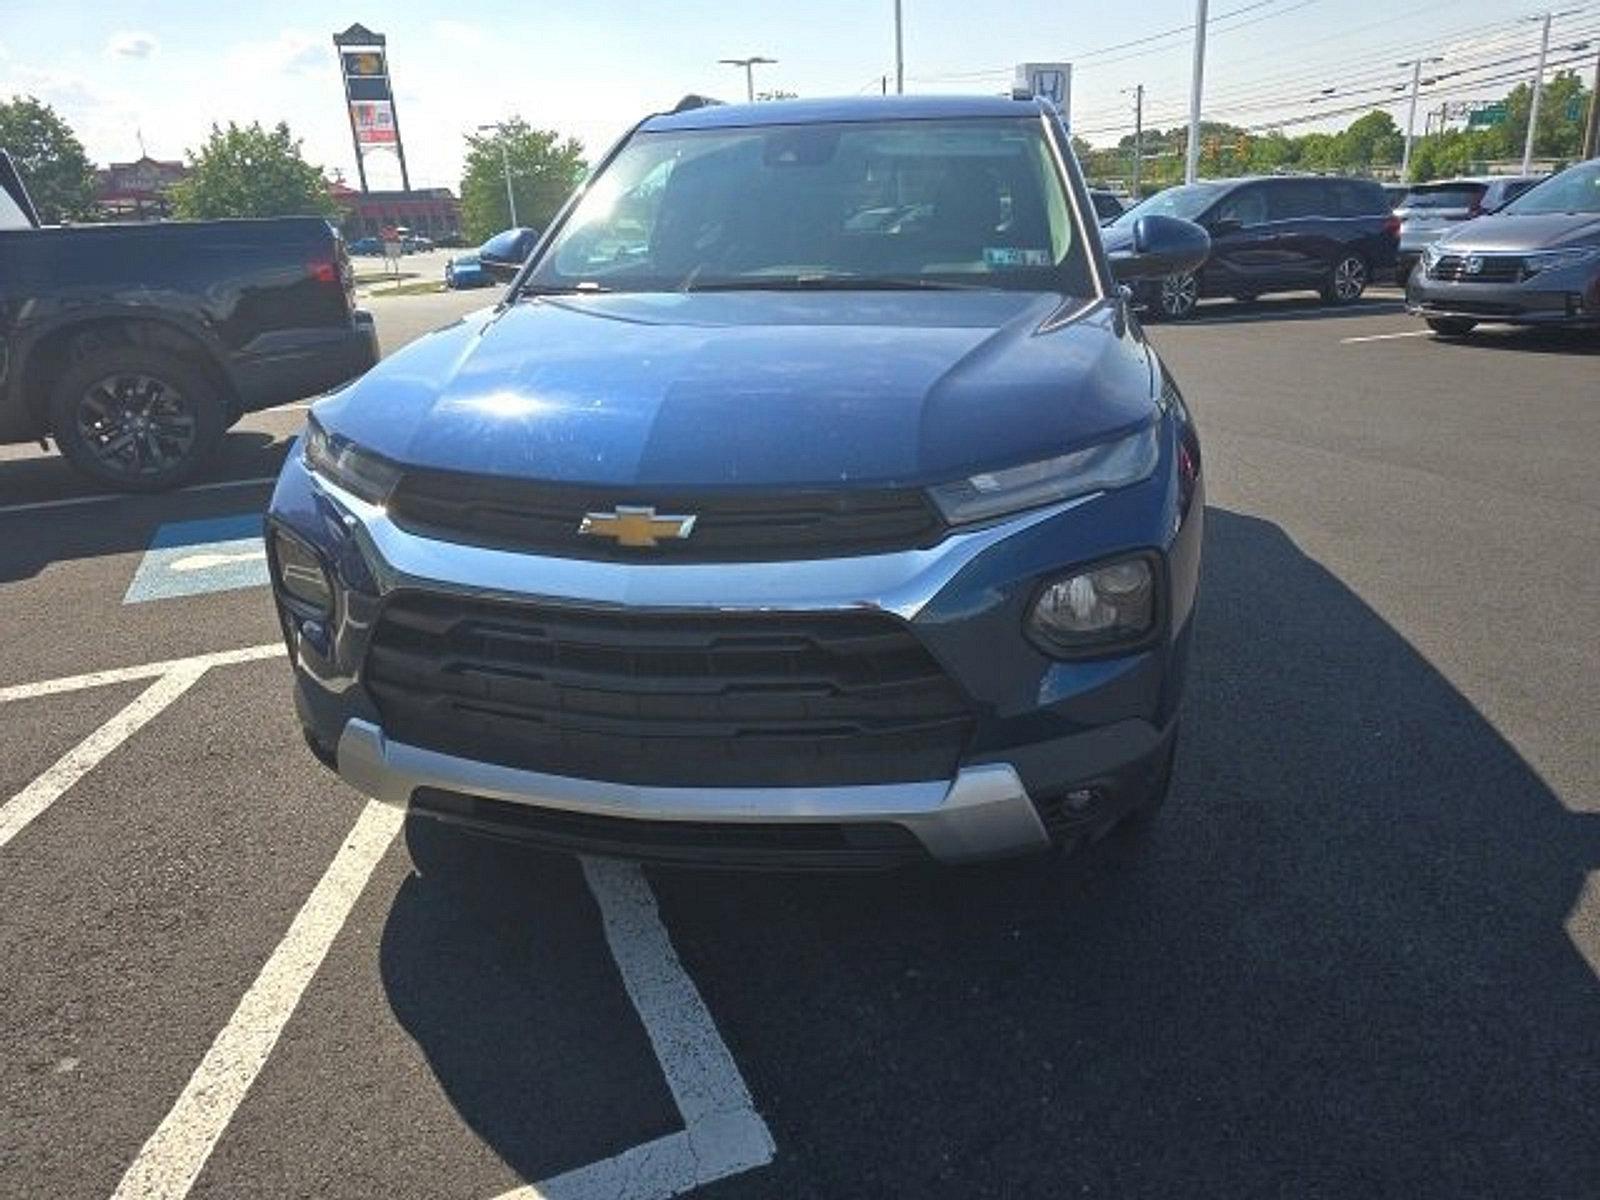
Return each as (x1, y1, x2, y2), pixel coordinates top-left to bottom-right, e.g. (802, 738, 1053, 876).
(2, 290, 1597, 1199)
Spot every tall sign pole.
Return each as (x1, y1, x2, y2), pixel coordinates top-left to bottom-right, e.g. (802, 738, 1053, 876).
(1185, 0, 1209, 184)
(895, 0, 905, 95)
(333, 24, 411, 193)
(1584, 40, 1600, 159)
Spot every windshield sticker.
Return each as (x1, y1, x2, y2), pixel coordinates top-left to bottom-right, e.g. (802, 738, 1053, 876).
(984, 247, 1052, 268)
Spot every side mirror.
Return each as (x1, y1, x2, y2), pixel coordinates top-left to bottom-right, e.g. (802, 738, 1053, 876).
(479, 253, 522, 282)
(1108, 215, 1211, 282)
(1206, 216, 1243, 237)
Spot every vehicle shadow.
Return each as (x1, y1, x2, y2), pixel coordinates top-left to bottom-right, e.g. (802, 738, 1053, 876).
(1435, 325, 1600, 357)
(0, 430, 288, 584)
(1149, 293, 1407, 327)
(378, 507, 1600, 1198)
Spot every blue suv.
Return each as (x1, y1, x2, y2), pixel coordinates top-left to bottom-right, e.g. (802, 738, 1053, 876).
(266, 94, 1209, 868)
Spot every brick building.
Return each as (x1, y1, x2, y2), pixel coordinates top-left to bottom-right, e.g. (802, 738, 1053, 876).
(94, 156, 189, 221)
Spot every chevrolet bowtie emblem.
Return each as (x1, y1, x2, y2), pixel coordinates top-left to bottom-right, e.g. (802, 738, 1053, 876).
(578, 505, 698, 548)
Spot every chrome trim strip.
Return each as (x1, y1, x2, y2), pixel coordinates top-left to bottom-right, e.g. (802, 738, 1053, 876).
(317, 475, 1101, 619)
(336, 718, 1051, 863)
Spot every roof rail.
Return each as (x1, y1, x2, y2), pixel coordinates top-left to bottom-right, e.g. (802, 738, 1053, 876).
(671, 94, 725, 114)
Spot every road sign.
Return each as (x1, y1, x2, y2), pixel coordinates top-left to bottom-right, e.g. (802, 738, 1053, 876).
(1015, 63, 1072, 125)
(1468, 103, 1508, 128)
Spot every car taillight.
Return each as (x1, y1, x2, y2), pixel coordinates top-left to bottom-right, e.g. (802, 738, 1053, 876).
(1383, 215, 1401, 239)
(307, 258, 339, 285)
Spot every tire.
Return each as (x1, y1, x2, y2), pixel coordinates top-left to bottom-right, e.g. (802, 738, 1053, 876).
(1151, 271, 1200, 321)
(1426, 317, 1477, 337)
(48, 345, 224, 492)
(1321, 253, 1368, 305)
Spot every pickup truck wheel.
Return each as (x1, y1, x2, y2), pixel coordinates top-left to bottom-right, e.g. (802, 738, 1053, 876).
(49, 348, 223, 492)
(1152, 271, 1199, 321)
(1425, 317, 1477, 337)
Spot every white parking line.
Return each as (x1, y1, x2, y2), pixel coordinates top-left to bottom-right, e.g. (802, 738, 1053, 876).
(0, 477, 278, 518)
(0, 643, 283, 705)
(110, 800, 406, 1200)
(1340, 329, 1433, 344)
(496, 860, 774, 1200)
(0, 664, 206, 851)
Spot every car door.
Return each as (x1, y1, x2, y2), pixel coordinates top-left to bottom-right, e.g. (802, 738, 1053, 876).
(1197, 184, 1274, 294)
(1261, 179, 1338, 285)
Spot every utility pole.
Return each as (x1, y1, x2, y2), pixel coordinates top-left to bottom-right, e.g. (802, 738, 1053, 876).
(894, 0, 905, 95)
(476, 124, 518, 228)
(718, 56, 776, 102)
(1185, 0, 1209, 184)
(1524, 12, 1556, 174)
(1402, 59, 1422, 182)
(1124, 84, 1145, 198)
(1583, 40, 1600, 158)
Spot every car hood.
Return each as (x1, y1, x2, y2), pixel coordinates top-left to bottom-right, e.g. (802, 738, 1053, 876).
(1437, 211, 1600, 253)
(313, 291, 1156, 488)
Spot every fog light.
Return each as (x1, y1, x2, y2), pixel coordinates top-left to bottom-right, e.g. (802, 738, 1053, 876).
(1028, 555, 1157, 656)
(270, 528, 333, 615)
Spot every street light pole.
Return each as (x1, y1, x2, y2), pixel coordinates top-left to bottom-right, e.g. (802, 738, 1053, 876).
(476, 123, 517, 229)
(1185, 0, 1209, 184)
(895, 0, 905, 95)
(1401, 59, 1423, 182)
(1524, 12, 1555, 174)
(718, 56, 777, 102)
(1123, 84, 1144, 198)
(1584, 40, 1600, 158)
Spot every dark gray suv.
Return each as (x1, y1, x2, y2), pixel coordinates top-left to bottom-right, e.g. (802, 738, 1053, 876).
(1406, 158, 1600, 335)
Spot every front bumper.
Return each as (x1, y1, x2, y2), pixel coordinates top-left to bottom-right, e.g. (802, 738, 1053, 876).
(1406, 263, 1600, 327)
(268, 406, 1202, 866)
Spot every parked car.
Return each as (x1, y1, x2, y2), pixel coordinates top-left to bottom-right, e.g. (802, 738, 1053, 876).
(267, 93, 1210, 869)
(1395, 175, 1544, 283)
(444, 251, 491, 289)
(1407, 157, 1600, 336)
(347, 236, 381, 256)
(403, 234, 433, 253)
(477, 225, 541, 280)
(1104, 174, 1399, 319)
(0, 151, 377, 491)
(1089, 188, 1127, 224)
(1381, 183, 1410, 212)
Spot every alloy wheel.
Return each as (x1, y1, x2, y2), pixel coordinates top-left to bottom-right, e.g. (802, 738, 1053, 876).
(75, 372, 198, 479)
(1332, 256, 1367, 302)
(1159, 271, 1199, 319)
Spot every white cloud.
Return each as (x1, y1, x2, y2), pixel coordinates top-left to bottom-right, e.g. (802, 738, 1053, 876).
(107, 31, 159, 60)
(224, 30, 334, 80)
(430, 19, 486, 51)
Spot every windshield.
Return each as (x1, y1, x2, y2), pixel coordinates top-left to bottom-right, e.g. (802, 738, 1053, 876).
(523, 117, 1090, 294)
(1503, 161, 1600, 216)
(1112, 184, 1218, 226)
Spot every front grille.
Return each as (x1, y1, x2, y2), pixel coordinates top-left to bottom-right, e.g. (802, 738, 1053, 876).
(1428, 254, 1526, 284)
(364, 593, 975, 787)
(386, 471, 945, 562)
(412, 788, 929, 870)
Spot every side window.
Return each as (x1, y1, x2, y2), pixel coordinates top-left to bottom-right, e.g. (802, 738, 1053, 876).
(1333, 181, 1384, 217)
(1266, 181, 1327, 222)
(1214, 186, 1267, 226)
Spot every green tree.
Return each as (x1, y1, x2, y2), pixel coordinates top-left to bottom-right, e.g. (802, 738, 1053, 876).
(170, 122, 335, 220)
(460, 119, 586, 242)
(0, 95, 95, 223)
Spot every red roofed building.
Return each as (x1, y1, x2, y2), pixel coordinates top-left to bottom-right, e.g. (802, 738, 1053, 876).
(328, 181, 462, 242)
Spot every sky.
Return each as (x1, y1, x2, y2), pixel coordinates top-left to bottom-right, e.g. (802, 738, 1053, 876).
(3, 0, 1597, 191)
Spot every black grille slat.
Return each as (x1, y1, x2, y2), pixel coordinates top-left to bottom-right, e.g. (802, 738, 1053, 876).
(385, 473, 945, 562)
(366, 594, 974, 787)
(1427, 254, 1526, 284)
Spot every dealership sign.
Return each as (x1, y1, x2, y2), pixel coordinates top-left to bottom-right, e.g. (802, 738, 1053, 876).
(1015, 63, 1072, 125)
(333, 23, 412, 190)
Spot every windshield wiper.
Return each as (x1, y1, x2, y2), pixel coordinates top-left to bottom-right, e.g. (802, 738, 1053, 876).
(683, 274, 990, 292)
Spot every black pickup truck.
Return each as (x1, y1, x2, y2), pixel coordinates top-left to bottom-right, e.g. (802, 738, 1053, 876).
(0, 151, 377, 491)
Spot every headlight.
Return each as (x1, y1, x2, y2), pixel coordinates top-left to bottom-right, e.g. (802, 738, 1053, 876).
(1028, 554, 1159, 656)
(303, 418, 401, 505)
(1420, 242, 1443, 269)
(929, 423, 1159, 525)
(268, 527, 333, 615)
(1522, 246, 1600, 275)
